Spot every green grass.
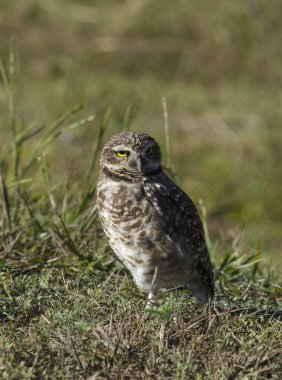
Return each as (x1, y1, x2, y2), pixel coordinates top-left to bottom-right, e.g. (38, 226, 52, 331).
(1, 1, 282, 377)
(0, 265, 281, 379)
(0, 196, 282, 379)
(0, 88, 281, 378)
(1, 5, 282, 265)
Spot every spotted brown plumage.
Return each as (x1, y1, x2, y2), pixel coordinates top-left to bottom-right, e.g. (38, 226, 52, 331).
(96, 132, 214, 305)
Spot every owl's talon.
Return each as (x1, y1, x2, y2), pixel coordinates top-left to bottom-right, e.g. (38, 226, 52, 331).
(145, 292, 158, 309)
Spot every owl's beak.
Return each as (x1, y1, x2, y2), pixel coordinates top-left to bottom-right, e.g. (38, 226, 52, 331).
(129, 156, 146, 173)
(136, 157, 145, 173)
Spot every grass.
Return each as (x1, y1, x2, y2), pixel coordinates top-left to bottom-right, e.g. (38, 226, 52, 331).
(1, 1, 282, 377)
(0, 266, 281, 379)
(1, 31, 282, 265)
(0, 58, 282, 378)
(0, 187, 282, 379)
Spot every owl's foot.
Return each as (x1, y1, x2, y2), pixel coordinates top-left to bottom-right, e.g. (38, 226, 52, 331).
(145, 292, 158, 309)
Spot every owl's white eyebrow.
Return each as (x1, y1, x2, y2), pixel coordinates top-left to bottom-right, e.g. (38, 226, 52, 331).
(113, 146, 131, 151)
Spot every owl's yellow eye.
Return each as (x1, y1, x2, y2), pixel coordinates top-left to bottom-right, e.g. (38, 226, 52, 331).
(146, 147, 153, 156)
(116, 150, 129, 157)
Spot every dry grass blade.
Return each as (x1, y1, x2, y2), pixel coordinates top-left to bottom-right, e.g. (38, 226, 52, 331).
(38, 0, 99, 23)
(122, 104, 136, 131)
(198, 198, 213, 256)
(9, 38, 19, 180)
(42, 105, 83, 142)
(84, 107, 111, 187)
(78, 204, 99, 233)
(49, 216, 84, 260)
(0, 169, 12, 231)
(162, 96, 170, 168)
(23, 105, 84, 174)
(0, 51, 10, 93)
(15, 122, 45, 146)
(70, 337, 84, 370)
(77, 107, 111, 216)
(162, 96, 177, 181)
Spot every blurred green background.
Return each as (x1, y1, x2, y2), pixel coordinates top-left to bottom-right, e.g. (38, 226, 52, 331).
(0, 0, 281, 269)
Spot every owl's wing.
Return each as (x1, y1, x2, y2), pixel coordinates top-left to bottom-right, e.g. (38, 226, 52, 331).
(142, 173, 215, 303)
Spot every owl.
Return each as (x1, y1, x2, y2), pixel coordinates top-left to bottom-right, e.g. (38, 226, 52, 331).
(96, 132, 214, 307)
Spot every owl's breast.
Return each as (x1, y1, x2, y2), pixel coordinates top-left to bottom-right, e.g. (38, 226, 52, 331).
(97, 177, 156, 282)
(97, 175, 191, 291)
(97, 177, 146, 239)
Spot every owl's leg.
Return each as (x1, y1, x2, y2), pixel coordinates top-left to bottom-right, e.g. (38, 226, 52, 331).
(145, 267, 159, 309)
(145, 291, 157, 309)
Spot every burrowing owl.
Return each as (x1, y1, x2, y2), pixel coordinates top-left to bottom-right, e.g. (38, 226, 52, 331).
(97, 132, 214, 306)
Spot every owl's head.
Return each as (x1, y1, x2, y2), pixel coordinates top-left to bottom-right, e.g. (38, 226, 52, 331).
(100, 132, 162, 175)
